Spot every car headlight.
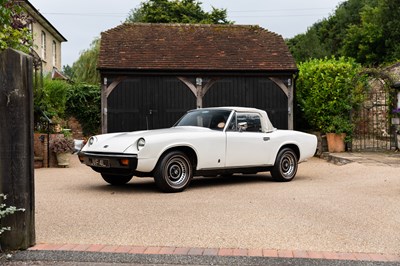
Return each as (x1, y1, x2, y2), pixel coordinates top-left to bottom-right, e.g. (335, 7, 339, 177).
(137, 138, 145, 150)
(88, 136, 97, 146)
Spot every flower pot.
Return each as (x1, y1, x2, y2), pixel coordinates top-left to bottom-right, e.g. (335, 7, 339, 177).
(326, 133, 346, 153)
(56, 152, 70, 166)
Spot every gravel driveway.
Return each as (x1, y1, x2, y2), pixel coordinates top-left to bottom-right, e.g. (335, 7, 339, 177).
(34, 155, 400, 255)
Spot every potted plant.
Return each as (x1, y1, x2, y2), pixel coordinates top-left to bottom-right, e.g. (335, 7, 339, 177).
(49, 135, 74, 167)
(324, 116, 354, 153)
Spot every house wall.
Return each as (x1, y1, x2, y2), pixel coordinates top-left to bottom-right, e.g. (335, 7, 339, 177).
(31, 21, 63, 73)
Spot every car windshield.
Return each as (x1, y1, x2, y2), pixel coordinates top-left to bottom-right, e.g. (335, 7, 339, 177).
(175, 109, 232, 130)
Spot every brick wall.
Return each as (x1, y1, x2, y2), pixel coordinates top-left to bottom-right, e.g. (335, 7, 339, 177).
(33, 133, 62, 168)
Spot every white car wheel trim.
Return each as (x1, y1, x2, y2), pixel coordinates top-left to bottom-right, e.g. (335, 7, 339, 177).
(280, 152, 296, 178)
(165, 156, 189, 187)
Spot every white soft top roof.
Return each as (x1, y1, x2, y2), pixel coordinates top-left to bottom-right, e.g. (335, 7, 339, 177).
(196, 106, 276, 132)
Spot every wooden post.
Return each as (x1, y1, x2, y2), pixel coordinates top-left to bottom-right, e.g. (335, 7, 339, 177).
(0, 49, 35, 250)
(288, 76, 294, 130)
(101, 77, 107, 134)
(178, 77, 219, 108)
(101, 76, 126, 133)
(270, 76, 293, 130)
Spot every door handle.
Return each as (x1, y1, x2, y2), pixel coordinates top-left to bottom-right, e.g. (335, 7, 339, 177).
(263, 137, 270, 141)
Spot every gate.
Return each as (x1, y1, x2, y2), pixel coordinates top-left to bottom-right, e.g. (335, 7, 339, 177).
(351, 80, 391, 151)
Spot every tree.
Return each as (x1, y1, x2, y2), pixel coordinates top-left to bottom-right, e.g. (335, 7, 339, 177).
(286, 27, 330, 63)
(126, 0, 232, 24)
(341, 0, 400, 65)
(340, 4, 383, 65)
(0, 0, 33, 53)
(286, 0, 400, 66)
(381, 0, 400, 62)
(286, 0, 371, 63)
(70, 38, 100, 84)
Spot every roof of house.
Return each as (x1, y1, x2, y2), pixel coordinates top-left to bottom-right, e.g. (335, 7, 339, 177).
(98, 23, 297, 73)
(22, 0, 67, 42)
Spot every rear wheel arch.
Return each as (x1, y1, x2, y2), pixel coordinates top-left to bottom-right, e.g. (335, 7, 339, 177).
(279, 144, 300, 160)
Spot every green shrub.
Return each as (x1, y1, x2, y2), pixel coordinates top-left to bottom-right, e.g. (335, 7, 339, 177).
(296, 57, 362, 135)
(66, 83, 101, 136)
(34, 76, 70, 120)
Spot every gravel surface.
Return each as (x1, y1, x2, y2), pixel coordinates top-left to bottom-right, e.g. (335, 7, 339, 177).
(34, 155, 400, 255)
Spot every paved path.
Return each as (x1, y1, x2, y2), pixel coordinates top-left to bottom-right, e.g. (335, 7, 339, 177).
(5, 152, 400, 265)
(25, 243, 400, 262)
(323, 151, 400, 166)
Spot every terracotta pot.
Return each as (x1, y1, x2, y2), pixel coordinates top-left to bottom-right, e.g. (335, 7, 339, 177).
(326, 133, 346, 153)
(56, 152, 70, 166)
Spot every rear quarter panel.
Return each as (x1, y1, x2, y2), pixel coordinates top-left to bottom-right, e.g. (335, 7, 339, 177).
(267, 130, 317, 163)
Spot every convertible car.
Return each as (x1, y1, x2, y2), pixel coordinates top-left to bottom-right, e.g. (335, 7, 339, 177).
(78, 107, 317, 192)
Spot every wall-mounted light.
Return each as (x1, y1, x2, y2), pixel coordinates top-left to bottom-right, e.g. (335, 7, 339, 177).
(196, 77, 203, 86)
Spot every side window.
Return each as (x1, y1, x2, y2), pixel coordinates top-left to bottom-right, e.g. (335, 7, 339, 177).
(41, 31, 46, 60)
(228, 113, 262, 132)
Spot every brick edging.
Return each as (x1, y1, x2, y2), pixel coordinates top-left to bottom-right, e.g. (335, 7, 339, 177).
(28, 243, 400, 262)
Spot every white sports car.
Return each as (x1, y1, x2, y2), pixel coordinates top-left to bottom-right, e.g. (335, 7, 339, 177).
(78, 107, 317, 192)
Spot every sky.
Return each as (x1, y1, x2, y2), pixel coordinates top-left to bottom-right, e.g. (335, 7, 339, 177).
(28, 0, 344, 67)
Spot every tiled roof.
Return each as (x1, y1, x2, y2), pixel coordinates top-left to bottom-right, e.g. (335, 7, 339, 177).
(98, 23, 297, 72)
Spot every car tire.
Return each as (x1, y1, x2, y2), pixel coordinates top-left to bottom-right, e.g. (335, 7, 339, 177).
(271, 148, 298, 182)
(101, 173, 133, 185)
(154, 151, 193, 193)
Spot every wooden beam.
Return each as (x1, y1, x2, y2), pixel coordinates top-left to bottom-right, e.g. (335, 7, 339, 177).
(178, 77, 220, 108)
(269, 77, 293, 130)
(101, 76, 126, 133)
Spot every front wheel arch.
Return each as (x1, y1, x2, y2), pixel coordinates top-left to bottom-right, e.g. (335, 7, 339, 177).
(155, 146, 198, 171)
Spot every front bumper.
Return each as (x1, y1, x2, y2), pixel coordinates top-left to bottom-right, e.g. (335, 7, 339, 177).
(78, 151, 138, 174)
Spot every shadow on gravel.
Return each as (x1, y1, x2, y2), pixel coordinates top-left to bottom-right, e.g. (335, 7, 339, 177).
(88, 173, 275, 194)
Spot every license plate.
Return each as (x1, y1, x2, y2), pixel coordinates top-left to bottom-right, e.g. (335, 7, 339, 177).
(89, 158, 110, 168)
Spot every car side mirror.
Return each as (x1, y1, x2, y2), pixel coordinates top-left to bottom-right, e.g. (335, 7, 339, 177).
(238, 122, 247, 132)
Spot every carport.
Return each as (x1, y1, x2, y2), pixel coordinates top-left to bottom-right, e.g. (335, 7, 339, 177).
(98, 23, 297, 133)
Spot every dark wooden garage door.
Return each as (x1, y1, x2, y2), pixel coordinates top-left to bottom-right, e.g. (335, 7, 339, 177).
(203, 77, 288, 129)
(107, 77, 196, 132)
(107, 76, 288, 132)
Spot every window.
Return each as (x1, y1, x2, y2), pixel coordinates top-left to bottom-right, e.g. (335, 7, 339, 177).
(227, 112, 262, 132)
(175, 109, 231, 130)
(41, 31, 46, 60)
(52, 41, 56, 66)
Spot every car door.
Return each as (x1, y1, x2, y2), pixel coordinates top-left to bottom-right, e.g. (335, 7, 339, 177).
(225, 112, 274, 167)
